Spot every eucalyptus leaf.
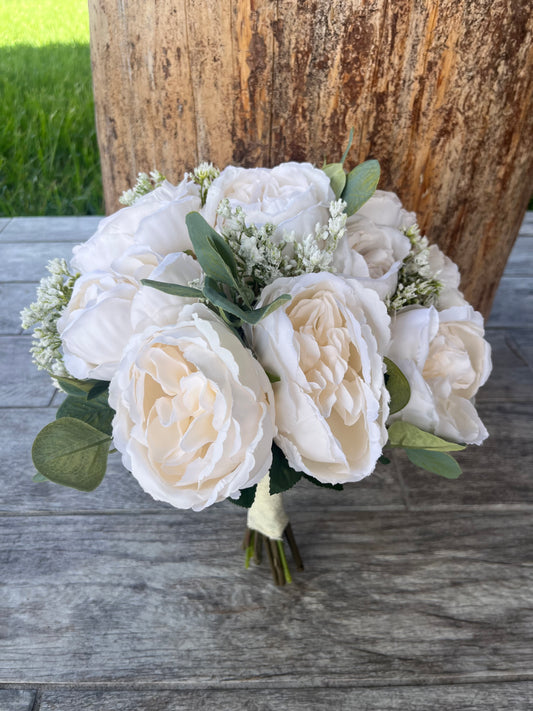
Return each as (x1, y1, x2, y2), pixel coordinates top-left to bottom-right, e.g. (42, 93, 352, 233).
(341, 159, 381, 216)
(32, 417, 111, 492)
(56, 393, 115, 436)
(405, 448, 462, 479)
(229, 484, 257, 509)
(140, 279, 204, 299)
(387, 421, 465, 451)
(185, 212, 238, 287)
(322, 163, 346, 199)
(384, 356, 411, 415)
(302, 474, 343, 491)
(269, 444, 302, 494)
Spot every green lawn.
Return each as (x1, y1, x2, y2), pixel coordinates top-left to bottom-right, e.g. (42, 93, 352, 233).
(0, 0, 103, 216)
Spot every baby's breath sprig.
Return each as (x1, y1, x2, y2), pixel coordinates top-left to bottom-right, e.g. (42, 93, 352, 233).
(217, 199, 346, 300)
(387, 224, 443, 312)
(190, 162, 220, 206)
(20, 258, 78, 377)
(291, 199, 347, 274)
(119, 170, 166, 206)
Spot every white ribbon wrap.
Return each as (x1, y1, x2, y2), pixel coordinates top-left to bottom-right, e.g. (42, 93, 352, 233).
(247, 475, 289, 540)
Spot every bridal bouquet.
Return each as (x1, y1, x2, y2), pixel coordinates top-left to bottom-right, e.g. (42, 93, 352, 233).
(22, 138, 492, 584)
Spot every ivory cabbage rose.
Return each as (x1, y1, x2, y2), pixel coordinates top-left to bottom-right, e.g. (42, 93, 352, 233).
(202, 162, 335, 240)
(333, 190, 415, 298)
(71, 177, 200, 274)
(109, 304, 275, 511)
(58, 247, 161, 380)
(387, 305, 492, 445)
(249, 272, 390, 484)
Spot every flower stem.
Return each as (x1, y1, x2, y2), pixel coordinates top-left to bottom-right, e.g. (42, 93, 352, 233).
(276, 540, 292, 584)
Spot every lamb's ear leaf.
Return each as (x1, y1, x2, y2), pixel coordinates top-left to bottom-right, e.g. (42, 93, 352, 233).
(140, 279, 204, 299)
(405, 448, 462, 479)
(341, 159, 380, 216)
(185, 212, 238, 287)
(322, 163, 346, 199)
(388, 421, 466, 451)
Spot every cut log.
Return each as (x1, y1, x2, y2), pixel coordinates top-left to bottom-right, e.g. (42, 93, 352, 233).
(89, 0, 533, 315)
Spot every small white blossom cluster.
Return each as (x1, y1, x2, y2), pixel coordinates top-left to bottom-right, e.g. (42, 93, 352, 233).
(291, 199, 347, 274)
(217, 198, 346, 299)
(119, 170, 166, 206)
(20, 258, 78, 376)
(387, 224, 443, 311)
(190, 162, 220, 205)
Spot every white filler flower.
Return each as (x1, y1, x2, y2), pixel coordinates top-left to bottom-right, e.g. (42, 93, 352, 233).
(249, 273, 390, 485)
(109, 304, 275, 511)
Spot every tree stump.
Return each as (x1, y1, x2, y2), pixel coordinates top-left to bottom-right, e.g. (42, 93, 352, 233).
(88, 0, 533, 316)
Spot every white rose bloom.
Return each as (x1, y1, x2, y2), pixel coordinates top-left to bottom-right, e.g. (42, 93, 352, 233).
(58, 247, 161, 380)
(248, 272, 390, 484)
(332, 190, 415, 298)
(427, 244, 467, 308)
(130, 252, 203, 334)
(202, 162, 334, 240)
(109, 304, 275, 511)
(71, 178, 200, 274)
(387, 305, 492, 445)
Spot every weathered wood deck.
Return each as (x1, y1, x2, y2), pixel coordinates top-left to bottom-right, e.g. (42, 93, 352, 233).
(1, 214, 532, 710)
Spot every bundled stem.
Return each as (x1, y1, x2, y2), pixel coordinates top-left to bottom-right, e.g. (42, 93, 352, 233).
(242, 524, 303, 586)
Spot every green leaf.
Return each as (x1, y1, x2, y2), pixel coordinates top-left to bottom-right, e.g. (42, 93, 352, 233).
(341, 159, 381, 216)
(340, 128, 355, 166)
(32, 417, 111, 492)
(387, 421, 466, 451)
(56, 392, 114, 436)
(229, 484, 257, 509)
(302, 474, 343, 491)
(55, 376, 109, 399)
(378, 455, 391, 465)
(405, 448, 462, 479)
(265, 370, 281, 383)
(186, 212, 238, 287)
(322, 163, 346, 199)
(32, 472, 49, 483)
(269, 444, 303, 494)
(384, 356, 411, 415)
(86, 380, 109, 400)
(140, 279, 204, 299)
(203, 277, 290, 325)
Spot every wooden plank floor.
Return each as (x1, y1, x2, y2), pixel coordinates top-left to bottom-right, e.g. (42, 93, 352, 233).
(1, 214, 532, 710)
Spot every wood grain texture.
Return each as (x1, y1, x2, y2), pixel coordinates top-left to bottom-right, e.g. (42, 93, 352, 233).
(0, 216, 101, 243)
(88, 0, 533, 315)
(0, 690, 36, 711)
(0, 243, 76, 282)
(1, 511, 532, 685)
(36, 683, 533, 710)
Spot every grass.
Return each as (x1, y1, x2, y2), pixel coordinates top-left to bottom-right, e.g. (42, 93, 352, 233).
(0, 0, 103, 216)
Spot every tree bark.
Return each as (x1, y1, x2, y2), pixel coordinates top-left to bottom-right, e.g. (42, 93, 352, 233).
(88, 0, 533, 316)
